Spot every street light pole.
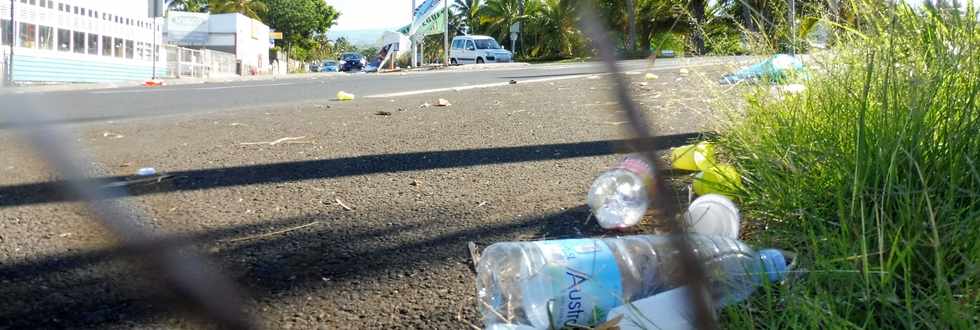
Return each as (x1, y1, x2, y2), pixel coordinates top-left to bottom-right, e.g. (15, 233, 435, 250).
(443, 0, 448, 66)
(6, 0, 14, 85)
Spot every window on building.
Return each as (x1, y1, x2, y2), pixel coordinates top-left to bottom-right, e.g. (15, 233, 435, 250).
(18, 23, 36, 48)
(57, 28, 70, 51)
(47, 1, 53, 9)
(29, 0, 36, 6)
(73, 31, 85, 53)
(87, 33, 98, 55)
(136, 42, 143, 60)
(125, 40, 134, 59)
(38, 25, 53, 50)
(101, 35, 112, 56)
(113, 38, 124, 58)
(1, 19, 12, 46)
(73, 6, 78, 15)
(58, 3, 63, 11)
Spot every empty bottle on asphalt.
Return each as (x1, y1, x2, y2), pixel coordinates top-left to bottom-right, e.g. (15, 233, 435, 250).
(587, 156, 654, 229)
(475, 234, 790, 329)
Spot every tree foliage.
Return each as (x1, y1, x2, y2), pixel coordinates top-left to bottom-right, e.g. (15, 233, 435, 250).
(259, 0, 340, 61)
(209, 0, 268, 19)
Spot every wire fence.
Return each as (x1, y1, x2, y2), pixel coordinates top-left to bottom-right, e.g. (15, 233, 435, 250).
(4, 1, 715, 329)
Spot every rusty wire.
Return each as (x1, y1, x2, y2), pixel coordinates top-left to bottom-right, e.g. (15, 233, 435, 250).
(577, 2, 719, 329)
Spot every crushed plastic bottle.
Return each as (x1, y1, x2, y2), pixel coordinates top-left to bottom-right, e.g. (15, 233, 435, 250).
(336, 91, 355, 101)
(476, 234, 790, 329)
(587, 156, 654, 229)
(719, 54, 804, 84)
(684, 194, 740, 238)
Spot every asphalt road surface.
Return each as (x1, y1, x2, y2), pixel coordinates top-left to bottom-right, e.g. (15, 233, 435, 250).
(0, 57, 742, 128)
(0, 58, 743, 329)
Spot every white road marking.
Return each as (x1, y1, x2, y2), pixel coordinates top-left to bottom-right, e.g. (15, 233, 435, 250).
(194, 82, 294, 90)
(89, 82, 295, 94)
(366, 62, 723, 98)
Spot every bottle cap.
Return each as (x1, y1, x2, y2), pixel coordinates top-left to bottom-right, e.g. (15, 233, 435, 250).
(758, 249, 789, 282)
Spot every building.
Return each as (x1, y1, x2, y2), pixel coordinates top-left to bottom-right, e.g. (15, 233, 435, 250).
(165, 11, 271, 75)
(1, 0, 165, 83)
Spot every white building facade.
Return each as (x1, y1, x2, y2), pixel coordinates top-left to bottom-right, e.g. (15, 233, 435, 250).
(1, 0, 165, 83)
(165, 11, 271, 74)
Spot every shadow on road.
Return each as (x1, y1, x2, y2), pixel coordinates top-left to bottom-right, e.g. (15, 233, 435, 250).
(0, 206, 598, 328)
(0, 133, 709, 208)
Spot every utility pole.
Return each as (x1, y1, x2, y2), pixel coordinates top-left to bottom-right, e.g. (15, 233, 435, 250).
(443, 0, 448, 66)
(789, 0, 797, 55)
(411, 0, 416, 68)
(6, 0, 14, 85)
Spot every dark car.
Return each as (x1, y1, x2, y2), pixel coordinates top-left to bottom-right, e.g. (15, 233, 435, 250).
(340, 53, 366, 72)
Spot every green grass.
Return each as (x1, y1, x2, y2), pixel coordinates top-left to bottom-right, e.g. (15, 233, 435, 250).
(715, 3, 980, 328)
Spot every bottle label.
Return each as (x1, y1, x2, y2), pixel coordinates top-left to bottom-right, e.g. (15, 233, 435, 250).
(534, 239, 624, 327)
(617, 155, 655, 188)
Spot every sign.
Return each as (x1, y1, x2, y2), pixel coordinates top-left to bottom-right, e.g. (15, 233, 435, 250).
(270, 32, 283, 40)
(510, 23, 521, 33)
(410, 0, 445, 37)
(148, 0, 164, 18)
(166, 11, 209, 45)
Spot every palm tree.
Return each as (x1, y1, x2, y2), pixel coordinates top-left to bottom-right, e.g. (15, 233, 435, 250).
(209, 0, 267, 19)
(169, 0, 208, 12)
(481, 0, 527, 48)
(453, 0, 483, 34)
(523, 0, 579, 58)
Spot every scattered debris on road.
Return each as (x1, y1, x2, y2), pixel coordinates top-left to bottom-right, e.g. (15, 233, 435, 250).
(240, 136, 311, 146)
(436, 98, 452, 107)
(467, 242, 481, 273)
(509, 79, 517, 84)
(221, 221, 321, 243)
(375, 111, 392, 116)
(336, 91, 355, 101)
(336, 198, 354, 211)
(102, 131, 124, 139)
(679, 68, 690, 75)
(136, 167, 157, 176)
(587, 75, 601, 80)
(645, 73, 659, 80)
(419, 102, 432, 109)
(314, 104, 331, 109)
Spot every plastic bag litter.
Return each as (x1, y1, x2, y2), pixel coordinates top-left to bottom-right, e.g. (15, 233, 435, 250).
(719, 54, 804, 85)
(336, 91, 355, 101)
(645, 73, 659, 80)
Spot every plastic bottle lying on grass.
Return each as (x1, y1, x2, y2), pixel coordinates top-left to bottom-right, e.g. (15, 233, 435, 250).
(476, 234, 790, 329)
(587, 155, 654, 229)
(719, 54, 804, 85)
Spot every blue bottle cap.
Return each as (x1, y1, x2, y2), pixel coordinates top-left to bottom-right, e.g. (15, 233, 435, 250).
(758, 249, 788, 282)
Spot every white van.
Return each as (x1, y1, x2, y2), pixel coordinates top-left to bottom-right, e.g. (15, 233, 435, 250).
(449, 35, 513, 65)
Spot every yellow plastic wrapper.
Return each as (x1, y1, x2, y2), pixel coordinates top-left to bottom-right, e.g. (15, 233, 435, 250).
(693, 164, 742, 197)
(671, 142, 716, 171)
(645, 73, 659, 80)
(336, 91, 355, 101)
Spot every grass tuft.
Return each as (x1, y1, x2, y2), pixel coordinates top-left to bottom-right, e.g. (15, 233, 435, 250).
(716, 2, 980, 328)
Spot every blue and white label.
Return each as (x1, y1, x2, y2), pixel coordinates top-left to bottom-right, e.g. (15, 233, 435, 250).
(534, 239, 623, 328)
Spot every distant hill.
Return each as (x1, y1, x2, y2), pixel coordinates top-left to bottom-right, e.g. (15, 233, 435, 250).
(327, 29, 394, 47)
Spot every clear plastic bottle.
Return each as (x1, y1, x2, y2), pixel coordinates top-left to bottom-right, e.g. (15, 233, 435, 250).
(475, 234, 789, 329)
(587, 156, 654, 229)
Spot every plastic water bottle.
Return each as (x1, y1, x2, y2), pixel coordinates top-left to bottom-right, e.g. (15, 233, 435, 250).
(475, 234, 789, 329)
(587, 156, 654, 229)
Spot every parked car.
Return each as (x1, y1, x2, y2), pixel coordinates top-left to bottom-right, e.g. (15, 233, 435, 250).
(340, 53, 366, 72)
(658, 49, 676, 58)
(321, 60, 340, 72)
(449, 35, 512, 65)
(309, 63, 321, 72)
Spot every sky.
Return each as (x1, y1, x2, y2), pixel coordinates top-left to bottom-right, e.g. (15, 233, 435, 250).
(328, 0, 416, 31)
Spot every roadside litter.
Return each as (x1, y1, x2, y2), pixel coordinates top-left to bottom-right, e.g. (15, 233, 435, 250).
(136, 167, 157, 176)
(684, 194, 740, 238)
(436, 98, 452, 107)
(476, 234, 791, 329)
(671, 142, 743, 197)
(143, 79, 164, 87)
(719, 54, 804, 85)
(587, 155, 654, 229)
(240, 136, 312, 146)
(102, 131, 125, 139)
(375, 111, 392, 116)
(336, 91, 355, 101)
(645, 73, 659, 80)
